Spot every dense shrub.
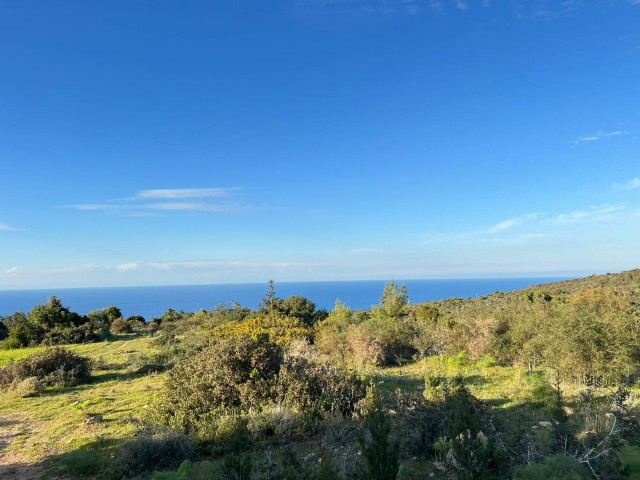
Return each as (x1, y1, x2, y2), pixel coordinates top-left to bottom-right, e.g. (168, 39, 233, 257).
(152, 333, 365, 437)
(210, 314, 311, 347)
(152, 335, 283, 432)
(277, 357, 365, 416)
(512, 454, 591, 480)
(0, 347, 91, 390)
(111, 431, 196, 479)
(42, 323, 99, 345)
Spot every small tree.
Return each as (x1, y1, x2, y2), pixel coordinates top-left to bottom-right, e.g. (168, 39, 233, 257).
(372, 281, 409, 321)
(357, 383, 399, 480)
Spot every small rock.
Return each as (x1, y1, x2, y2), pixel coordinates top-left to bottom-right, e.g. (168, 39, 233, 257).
(538, 421, 553, 428)
(85, 414, 103, 424)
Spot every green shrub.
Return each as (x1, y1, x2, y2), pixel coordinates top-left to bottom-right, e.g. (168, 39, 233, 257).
(512, 454, 591, 479)
(0, 347, 91, 390)
(151, 460, 192, 480)
(221, 453, 253, 480)
(152, 335, 283, 432)
(125, 351, 171, 374)
(112, 431, 195, 479)
(202, 415, 253, 456)
(277, 357, 365, 416)
(357, 383, 399, 480)
(110, 318, 133, 334)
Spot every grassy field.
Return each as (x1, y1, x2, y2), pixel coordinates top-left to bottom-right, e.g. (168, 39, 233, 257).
(2, 336, 640, 478)
(0, 335, 165, 478)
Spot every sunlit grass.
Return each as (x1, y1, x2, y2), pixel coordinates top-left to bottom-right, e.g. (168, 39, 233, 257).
(0, 335, 164, 462)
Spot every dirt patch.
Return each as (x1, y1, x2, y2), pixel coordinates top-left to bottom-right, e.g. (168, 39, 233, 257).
(0, 415, 46, 479)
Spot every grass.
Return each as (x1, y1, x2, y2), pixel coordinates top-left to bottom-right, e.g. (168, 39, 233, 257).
(1, 340, 634, 479)
(0, 335, 164, 465)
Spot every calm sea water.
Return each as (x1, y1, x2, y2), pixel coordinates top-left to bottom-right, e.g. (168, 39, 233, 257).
(0, 278, 568, 320)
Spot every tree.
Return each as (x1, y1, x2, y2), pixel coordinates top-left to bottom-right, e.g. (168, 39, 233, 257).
(271, 295, 318, 326)
(372, 281, 409, 321)
(28, 296, 83, 331)
(357, 383, 399, 480)
(259, 279, 277, 312)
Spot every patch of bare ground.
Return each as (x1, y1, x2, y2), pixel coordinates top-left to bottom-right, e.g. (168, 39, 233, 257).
(0, 415, 47, 479)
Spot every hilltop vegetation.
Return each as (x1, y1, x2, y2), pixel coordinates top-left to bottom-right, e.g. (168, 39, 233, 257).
(1, 270, 640, 479)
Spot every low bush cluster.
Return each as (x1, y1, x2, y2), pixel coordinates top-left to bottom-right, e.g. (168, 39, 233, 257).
(0, 347, 91, 392)
(152, 334, 365, 439)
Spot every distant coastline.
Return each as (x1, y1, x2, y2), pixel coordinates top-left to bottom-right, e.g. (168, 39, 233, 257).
(0, 277, 571, 320)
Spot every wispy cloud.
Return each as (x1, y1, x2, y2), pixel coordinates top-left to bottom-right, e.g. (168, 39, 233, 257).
(66, 187, 250, 216)
(555, 204, 625, 223)
(6, 266, 24, 274)
(0, 222, 21, 232)
(454, 0, 469, 10)
(614, 177, 640, 190)
(486, 213, 538, 233)
(421, 213, 540, 244)
(574, 130, 629, 145)
(135, 188, 233, 200)
(115, 259, 320, 273)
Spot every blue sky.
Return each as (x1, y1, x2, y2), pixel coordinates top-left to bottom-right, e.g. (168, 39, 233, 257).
(1, 0, 639, 288)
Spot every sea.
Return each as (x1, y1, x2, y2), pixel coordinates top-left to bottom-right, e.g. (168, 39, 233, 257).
(0, 278, 569, 320)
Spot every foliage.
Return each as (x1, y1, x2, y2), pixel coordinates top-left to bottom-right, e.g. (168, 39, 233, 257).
(357, 383, 400, 480)
(277, 356, 365, 416)
(512, 454, 591, 479)
(210, 314, 311, 347)
(111, 431, 196, 479)
(1, 297, 115, 348)
(0, 347, 91, 390)
(152, 335, 283, 432)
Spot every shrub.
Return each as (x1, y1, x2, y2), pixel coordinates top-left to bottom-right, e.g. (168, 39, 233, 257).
(152, 335, 283, 432)
(110, 318, 132, 334)
(200, 415, 253, 456)
(277, 357, 365, 416)
(0, 347, 91, 390)
(211, 314, 311, 347)
(111, 431, 195, 479)
(357, 383, 399, 480)
(512, 454, 591, 480)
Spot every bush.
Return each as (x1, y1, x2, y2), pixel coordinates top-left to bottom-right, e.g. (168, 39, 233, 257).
(152, 335, 283, 432)
(0, 347, 91, 390)
(277, 357, 365, 416)
(110, 318, 133, 334)
(512, 454, 591, 479)
(112, 431, 195, 479)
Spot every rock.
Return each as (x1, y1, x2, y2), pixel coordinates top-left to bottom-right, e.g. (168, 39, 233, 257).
(538, 421, 553, 428)
(85, 414, 103, 424)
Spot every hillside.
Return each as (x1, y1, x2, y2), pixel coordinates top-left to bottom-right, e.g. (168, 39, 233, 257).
(1, 270, 640, 479)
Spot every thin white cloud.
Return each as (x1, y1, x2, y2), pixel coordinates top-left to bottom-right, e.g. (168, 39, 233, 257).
(486, 213, 538, 233)
(66, 187, 250, 216)
(455, 0, 469, 10)
(555, 204, 625, 223)
(0, 222, 21, 232)
(6, 266, 24, 274)
(614, 177, 640, 190)
(574, 130, 629, 145)
(147, 202, 248, 213)
(115, 259, 320, 273)
(135, 188, 233, 200)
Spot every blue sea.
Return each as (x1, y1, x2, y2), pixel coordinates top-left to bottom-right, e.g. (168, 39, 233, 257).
(0, 278, 568, 320)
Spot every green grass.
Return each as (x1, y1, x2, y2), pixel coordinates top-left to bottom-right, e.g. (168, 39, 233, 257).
(1, 342, 633, 479)
(0, 335, 164, 463)
(619, 446, 640, 480)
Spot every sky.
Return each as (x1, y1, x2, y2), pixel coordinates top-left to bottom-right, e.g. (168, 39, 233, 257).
(1, 0, 639, 289)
